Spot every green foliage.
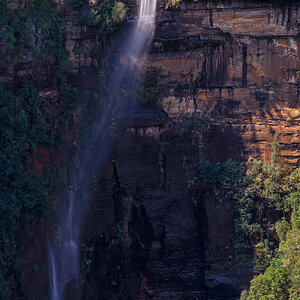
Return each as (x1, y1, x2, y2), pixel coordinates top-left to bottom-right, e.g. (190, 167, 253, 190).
(0, 85, 54, 296)
(284, 168, 300, 211)
(115, 220, 129, 245)
(243, 146, 287, 212)
(0, 0, 117, 296)
(233, 139, 294, 269)
(0, 0, 67, 71)
(140, 67, 163, 105)
(0, 79, 80, 298)
(81, 245, 94, 273)
(112, 2, 126, 24)
(275, 218, 290, 241)
(279, 211, 300, 271)
(0, 270, 10, 300)
(198, 158, 244, 202)
(253, 239, 278, 271)
(198, 158, 253, 266)
(17, 82, 54, 146)
(241, 259, 291, 300)
(0, 1, 27, 56)
(0, 80, 81, 297)
(73, 42, 84, 56)
(0, 3, 70, 290)
(199, 139, 300, 272)
(187, 177, 197, 189)
(77, 0, 123, 38)
(58, 77, 80, 123)
(165, 0, 181, 10)
(239, 141, 300, 299)
(241, 210, 300, 300)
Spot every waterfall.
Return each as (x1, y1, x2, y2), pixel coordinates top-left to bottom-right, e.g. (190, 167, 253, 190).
(48, 239, 59, 300)
(48, 0, 157, 299)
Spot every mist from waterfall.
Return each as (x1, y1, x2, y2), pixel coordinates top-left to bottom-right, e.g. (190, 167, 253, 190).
(48, 0, 157, 299)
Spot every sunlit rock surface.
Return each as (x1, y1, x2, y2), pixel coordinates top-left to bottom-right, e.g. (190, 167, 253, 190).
(150, 0, 300, 165)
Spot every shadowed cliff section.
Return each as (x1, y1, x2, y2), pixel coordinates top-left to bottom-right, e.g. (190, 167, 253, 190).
(143, 0, 300, 297)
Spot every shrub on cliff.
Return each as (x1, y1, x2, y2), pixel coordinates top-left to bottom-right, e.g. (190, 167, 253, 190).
(112, 2, 126, 24)
(198, 158, 244, 202)
(198, 138, 300, 273)
(240, 210, 300, 300)
(0, 84, 57, 297)
(0, 0, 67, 69)
(76, 0, 126, 36)
(233, 138, 297, 269)
(140, 67, 164, 105)
(165, 0, 181, 10)
(0, 0, 116, 297)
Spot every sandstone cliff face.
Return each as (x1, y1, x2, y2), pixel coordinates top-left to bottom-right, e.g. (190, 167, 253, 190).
(151, 0, 300, 164)
(81, 2, 300, 299)
(75, 3, 300, 299)
(1, 1, 299, 299)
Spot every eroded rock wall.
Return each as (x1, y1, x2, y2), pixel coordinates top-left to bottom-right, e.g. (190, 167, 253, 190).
(79, 2, 300, 299)
(149, 1, 300, 164)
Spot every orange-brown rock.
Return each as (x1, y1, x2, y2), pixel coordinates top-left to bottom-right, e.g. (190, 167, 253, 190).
(148, 0, 300, 165)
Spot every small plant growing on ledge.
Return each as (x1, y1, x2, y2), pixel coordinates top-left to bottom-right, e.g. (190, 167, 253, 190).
(81, 245, 94, 274)
(165, 0, 181, 10)
(112, 2, 127, 24)
(240, 210, 300, 300)
(140, 67, 163, 105)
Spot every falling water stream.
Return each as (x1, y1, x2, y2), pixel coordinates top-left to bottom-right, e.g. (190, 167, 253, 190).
(48, 0, 157, 299)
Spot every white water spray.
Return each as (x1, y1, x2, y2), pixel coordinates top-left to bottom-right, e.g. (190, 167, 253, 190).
(48, 239, 59, 300)
(48, 0, 157, 299)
